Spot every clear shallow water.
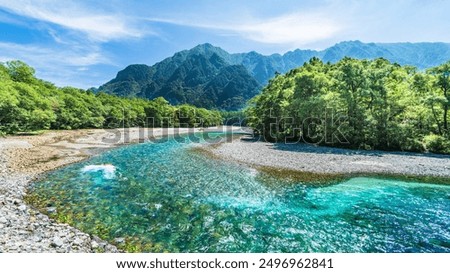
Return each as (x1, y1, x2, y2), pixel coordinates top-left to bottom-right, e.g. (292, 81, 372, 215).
(27, 134, 450, 252)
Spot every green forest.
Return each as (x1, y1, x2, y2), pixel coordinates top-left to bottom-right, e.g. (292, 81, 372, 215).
(246, 57, 450, 154)
(0, 61, 222, 135)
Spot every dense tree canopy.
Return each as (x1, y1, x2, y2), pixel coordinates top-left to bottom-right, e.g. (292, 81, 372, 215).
(0, 61, 222, 135)
(246, 57, 450, 154)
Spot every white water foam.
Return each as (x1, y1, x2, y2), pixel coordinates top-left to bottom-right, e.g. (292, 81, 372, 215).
(81, 164, 117, 179)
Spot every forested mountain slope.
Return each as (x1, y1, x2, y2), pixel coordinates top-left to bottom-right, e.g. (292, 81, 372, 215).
(99, 42, 450, 110)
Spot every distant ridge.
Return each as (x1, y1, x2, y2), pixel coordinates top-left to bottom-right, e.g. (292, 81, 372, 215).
(99, 41, 450, 110)
(229, 41, 450, 85)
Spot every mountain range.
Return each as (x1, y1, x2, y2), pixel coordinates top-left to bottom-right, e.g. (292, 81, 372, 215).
(98, 41, 450, 110)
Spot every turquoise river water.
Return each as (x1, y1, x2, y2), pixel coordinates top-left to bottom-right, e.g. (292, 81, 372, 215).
(27, 134, 450, 252)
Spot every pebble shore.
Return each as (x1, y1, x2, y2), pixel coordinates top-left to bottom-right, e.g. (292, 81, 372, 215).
(209, 136, 450, 178)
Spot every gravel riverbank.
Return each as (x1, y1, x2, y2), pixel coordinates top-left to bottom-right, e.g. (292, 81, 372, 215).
(208, 136, 450, 178)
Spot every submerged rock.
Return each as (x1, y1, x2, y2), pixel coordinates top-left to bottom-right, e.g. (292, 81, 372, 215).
(46, 207, 57, 214)
(114, 238, 125, 244)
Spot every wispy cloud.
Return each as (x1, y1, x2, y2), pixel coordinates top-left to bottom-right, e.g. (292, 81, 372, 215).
(235, 12, 341, 45)
(0, 0, 154, 87)
(0, 0, 148, 41)
(0, 42, 113, 87)
(0, 42, 109, 66)
(146, 11, 342, 47)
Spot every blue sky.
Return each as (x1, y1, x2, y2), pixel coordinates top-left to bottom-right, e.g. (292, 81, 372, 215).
(0, 0, 449, 88)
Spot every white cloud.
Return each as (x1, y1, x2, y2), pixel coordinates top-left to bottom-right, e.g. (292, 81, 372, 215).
(146, 11, 342, 47)
(236, 12, 341, 45)
(0, 0, 146, 41)
(0, 1, 147, 87)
